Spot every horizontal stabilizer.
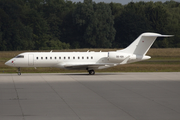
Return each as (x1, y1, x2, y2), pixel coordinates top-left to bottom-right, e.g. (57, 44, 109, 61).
(142, 34, 174, 37)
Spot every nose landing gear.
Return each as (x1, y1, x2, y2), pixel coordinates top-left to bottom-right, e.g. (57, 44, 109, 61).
(17, 67, 21, 76)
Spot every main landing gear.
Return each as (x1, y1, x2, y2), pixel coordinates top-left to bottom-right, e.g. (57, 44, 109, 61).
(17, 67, 21, 76)
(88, 70, 95, 75)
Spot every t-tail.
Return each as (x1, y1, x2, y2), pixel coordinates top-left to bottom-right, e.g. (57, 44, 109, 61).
(118, 32, 173, 55)
(115, 32, 173, 64)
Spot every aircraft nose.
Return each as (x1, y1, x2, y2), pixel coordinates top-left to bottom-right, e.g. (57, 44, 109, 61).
(5, 60, 14, 66)
(5, 61, 10, 66)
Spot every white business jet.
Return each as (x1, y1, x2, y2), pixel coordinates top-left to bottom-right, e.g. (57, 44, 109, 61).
(5, 32, 172, 75)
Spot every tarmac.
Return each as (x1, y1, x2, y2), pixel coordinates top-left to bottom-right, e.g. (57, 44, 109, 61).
(0, 72, 180, 120)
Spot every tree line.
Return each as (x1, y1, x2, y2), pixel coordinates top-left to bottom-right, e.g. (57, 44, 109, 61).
(0, 0, 179, 51)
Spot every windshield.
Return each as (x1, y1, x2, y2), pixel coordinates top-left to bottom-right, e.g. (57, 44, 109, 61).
(15, 55, 24, 58)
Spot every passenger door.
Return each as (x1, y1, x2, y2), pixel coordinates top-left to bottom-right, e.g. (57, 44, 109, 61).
(28, 54, 34, 66)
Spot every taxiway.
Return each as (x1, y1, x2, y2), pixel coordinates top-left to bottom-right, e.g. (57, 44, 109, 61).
(0, 72, 180, 120)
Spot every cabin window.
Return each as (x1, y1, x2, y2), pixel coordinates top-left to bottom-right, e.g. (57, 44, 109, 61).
(87, 57, 89, 59)
(41, 57, 43, 59)
(91, 57, 93, 59)
(46, 57, 47, 59)
(116, 56, 119, 58)
(59, 57, 61, 59)
(50, 57, 52, 59)
(73, 57, 75, 59)
(82, 57, 84, 59)
(55, 57, 56, 59)
(78, 57, 80, 59)
(68, 57, 70, 59)
(36, 57, 38, 59)
(64, 57, 66, 59)
(15, 55, 24, 58)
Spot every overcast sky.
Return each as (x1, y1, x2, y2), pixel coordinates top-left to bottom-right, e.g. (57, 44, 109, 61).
(69, 0, 179, 5)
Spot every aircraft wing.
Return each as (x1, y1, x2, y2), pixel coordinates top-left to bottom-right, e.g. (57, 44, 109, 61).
(58, 56, 131, 70)
(62, 63, 117, 70)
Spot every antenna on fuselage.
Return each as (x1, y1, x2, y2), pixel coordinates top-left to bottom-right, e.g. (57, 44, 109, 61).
(50, 50, 53, 53)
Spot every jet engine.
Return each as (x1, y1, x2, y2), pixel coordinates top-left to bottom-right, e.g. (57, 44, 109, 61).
(108, 52, 128, 62)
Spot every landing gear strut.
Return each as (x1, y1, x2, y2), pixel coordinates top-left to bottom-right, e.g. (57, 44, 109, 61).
(88, 70, 95, 75)
(17, 67, 21, 76)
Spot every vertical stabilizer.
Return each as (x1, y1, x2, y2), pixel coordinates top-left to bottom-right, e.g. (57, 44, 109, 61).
(117, 32, 173, 55)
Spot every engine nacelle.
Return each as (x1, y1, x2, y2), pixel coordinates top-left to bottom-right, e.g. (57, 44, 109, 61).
(108, 52, 129, 62)
(128, 54, 151, 63)
(108, 52, 151, 63)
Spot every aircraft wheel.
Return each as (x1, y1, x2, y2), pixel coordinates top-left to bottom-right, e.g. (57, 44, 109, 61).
(89, 70, 95, 75)
(18, 72, 21, 76)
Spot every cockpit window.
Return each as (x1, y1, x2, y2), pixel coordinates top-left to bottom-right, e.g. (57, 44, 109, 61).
(15, 55, 24, 58)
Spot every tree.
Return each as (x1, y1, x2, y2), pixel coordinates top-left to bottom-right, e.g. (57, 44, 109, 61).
(84, 2, 116, 48)
(72, 0, 95, 48)
(0, 0, 34, 50)
(109, 2, 123, 18)
(0, 0, 180, 50)
(113, 2, 152, 48)
(145, 2, 168, 33)
(73, 0, 115, 48)
(164, 0, 180, 47)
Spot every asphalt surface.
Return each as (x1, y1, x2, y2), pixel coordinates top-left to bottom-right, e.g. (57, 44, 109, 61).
(0, 72, 180, 120)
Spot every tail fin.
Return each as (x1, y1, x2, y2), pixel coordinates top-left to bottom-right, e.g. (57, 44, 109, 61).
(117, 32, 173, 55)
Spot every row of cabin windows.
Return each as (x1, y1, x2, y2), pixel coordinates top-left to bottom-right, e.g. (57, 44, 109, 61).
(36, 56, 93, 60)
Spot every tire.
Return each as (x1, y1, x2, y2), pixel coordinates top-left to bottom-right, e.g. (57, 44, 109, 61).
(89, 70, 95, 75)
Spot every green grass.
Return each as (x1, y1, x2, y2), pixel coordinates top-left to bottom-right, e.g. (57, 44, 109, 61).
(0, 48, 180, 73)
